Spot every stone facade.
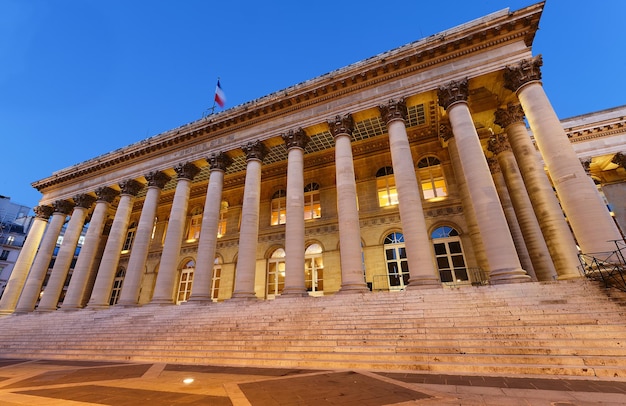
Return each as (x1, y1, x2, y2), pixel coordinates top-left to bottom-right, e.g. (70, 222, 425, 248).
(1, 1, 625, 313)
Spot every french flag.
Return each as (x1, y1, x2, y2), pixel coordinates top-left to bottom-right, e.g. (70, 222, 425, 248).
(214, 80, 226, 108)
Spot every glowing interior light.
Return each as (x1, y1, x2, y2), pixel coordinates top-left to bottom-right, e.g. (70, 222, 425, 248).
(183, 378, 194, 384)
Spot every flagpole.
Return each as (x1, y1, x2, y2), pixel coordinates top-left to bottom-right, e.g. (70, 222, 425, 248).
(203, 77, 221, 118)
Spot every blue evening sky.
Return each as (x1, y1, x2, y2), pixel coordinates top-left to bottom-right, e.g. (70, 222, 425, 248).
(1, 0, 625, 210)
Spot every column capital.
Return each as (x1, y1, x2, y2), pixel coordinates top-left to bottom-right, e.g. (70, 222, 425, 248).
(33, 205, 54, 220)
(145, 170, 171, 189)
(328, 113, 354, 137)
(494, 103, 526, 129)
(73, 193, 96, 209)
(119, 179, 144, 196)
(207, 152, 233, 172)
(504, 55, 543, 93)
(487, 156, 501, 174)
(241, 140, 268, 162)
(488, 133, 512, 156)
(95, 186, 119, 203)
(53, 200, 74, 215)
(438, 78, 469, 110)
(282, 128, 310, 150)
(612, 152, 626, 168)
(174, 162, 200, 181)
(439, 122, 454, 143)
(379, 98, 407, 124)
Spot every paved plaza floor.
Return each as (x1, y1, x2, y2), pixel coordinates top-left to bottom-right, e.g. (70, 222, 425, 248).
(1, 358, 626, 405)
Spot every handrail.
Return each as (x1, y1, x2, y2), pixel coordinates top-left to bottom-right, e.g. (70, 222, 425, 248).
(578, 241, 626, 292)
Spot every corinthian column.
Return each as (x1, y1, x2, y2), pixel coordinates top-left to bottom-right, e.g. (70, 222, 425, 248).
(379, 99, 440, 288)
(281, 129, 310, 296)
(87, 179, 144, 309)
(37, 194, 96, 311)
(62, 187, 118, 310)
(189, 153, 231, 302)
(487, 157, 536, 280)
(0, 205, 53, 314)
(115, 171, 170, 306)
(488, 134, 556, 281)
(231, 141, 268, 300)
(495, 102, 581, 279)
(440, 125, 489, 272)
(150, 163, 200, 305)
(329, 114, 369, 293)
(504, 56, 622, 256)
(15, 200, 73, 313)
(438, 79, 529, 284)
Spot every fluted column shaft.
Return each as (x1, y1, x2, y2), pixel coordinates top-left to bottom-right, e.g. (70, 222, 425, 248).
(282, 129, 309, 296)
(88, 180, 143, 308)
(0, 206, 53, 314)
(489, 159, 537, 281)
(380, 100, 439, 288)
(118, 172, 170, 306)
(330, 115, 369, 293)
(38, 195, 95, 311)
(443, 131, 489, 272)
(15, 201, 72, 313)
(505, 56, 622, 256)
(151, 163, 200, 305)
(490, 135, 557, 281)
(189, 154, 230, 302)
(439, 79, 529, 283)
(232, 141, 267, 299)
(62, 188, 117, 310)
(496, 106, 580, 278)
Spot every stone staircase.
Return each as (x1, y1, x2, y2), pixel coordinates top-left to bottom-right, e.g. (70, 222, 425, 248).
(1, 280, 625, 378)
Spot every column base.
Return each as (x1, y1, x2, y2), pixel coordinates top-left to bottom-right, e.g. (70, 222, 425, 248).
(489, 268, 532, 284)
(60, 306, 82, 312)
(34, 307, 58, 313)
(557, 273, 583, 281)
(186, 296, 214, 304)
(281, 288, 308, 297)
(338, 284, 370, 294)
(407, 277, 443, 290)
(145, 299, 174, 306)
(229, 291, 258, 301)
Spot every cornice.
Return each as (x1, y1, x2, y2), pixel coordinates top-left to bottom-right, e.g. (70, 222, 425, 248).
(566, 121, 626, 143)
(32, 2, 544, 192)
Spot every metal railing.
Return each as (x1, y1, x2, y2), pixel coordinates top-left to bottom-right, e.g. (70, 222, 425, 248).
(370, 267, 489, 291)
(578, 240, 626, 292)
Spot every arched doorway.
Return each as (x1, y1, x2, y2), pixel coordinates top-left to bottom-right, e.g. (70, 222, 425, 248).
(432, 226, 468, 285)
(305, 243, 324, 296)
(176, 259, 195, 304)
(266, 248, 285, 299)
(384, 232, 409, 290)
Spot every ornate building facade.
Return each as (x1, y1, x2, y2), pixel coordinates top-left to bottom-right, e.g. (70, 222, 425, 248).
(1, 1, 625, 314)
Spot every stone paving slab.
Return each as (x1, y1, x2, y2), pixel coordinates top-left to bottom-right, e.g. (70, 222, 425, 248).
(1, 358, 626, 405)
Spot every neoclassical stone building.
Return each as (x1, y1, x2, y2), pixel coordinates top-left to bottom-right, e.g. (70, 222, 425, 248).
(1, 1, 625, 314)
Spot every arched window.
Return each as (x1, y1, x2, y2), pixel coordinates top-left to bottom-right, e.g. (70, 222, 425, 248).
(431, 226, 468, 284)
(267, 248, 285, 298)
(217, 201, 229, 238)
(211, 257, 222, 301)
(305, 243, 324, 295)
(271, 190, 287, 225)
(384, 232, 409, 290)
(122, 222, 137, 253)
(186, 206, 203, 241)
(418, 156, 447, 201)
(176, 260, 195, 304)
(376, 167, 398, 207)
(304, 183, 321, 220)
(109, 268, 125, 305)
